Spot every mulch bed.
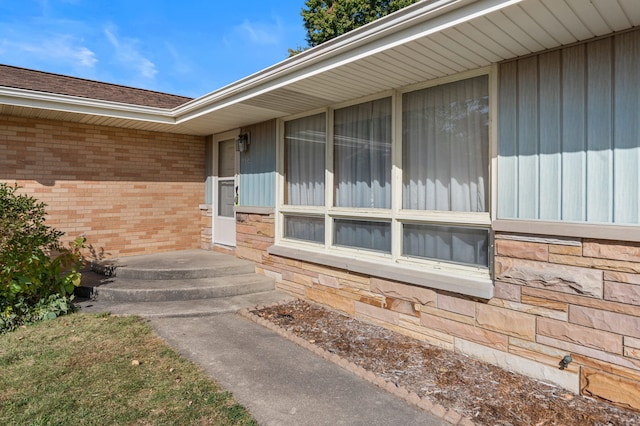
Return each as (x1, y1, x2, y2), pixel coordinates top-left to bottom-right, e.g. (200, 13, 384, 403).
(248, 299, 640, 426)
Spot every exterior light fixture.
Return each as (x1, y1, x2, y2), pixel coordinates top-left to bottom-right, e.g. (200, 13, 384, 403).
(236, 133, 250, 153)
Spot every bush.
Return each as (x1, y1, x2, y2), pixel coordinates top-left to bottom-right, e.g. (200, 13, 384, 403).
(0, 183, 85, 333)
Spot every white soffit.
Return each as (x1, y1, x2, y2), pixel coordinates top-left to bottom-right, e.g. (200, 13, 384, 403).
(1, 0, 639, 136)
(175, 0, 640, 133)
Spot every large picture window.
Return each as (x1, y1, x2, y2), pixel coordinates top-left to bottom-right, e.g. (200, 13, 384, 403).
(278, 72, 492, 288)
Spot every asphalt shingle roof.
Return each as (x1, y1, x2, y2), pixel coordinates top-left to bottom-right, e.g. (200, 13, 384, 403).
(0, 64, 193, 109)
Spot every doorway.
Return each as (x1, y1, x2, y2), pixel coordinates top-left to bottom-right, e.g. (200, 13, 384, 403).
(213, 131, 238, 247)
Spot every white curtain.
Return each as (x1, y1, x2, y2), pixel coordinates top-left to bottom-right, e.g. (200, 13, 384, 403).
(285, 113, 326, 206)
(334, 98, 392, 208)
(402, 75, 489, 212)
(285, 215, 325, 243)
(403, 224, 488, 267)
(401, 76, 489, 267)
(334, 219, 391, 253)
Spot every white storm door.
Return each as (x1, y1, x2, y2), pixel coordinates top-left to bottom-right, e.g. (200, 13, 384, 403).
(213, 137, 237, 246)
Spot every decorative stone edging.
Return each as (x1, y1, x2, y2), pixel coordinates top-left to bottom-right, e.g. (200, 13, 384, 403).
(239, 303, 475, 426)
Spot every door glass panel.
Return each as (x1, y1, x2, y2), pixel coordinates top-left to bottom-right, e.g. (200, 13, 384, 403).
(218, 139, 236, 178)
(218, 180, 235, 217)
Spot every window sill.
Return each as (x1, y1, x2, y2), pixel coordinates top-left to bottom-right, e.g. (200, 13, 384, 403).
(493, 219, 640, 243)
(268, 244, 494, 299)
(236, 206, 275, 215)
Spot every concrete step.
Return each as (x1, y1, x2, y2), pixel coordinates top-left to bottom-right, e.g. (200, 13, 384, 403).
(95, 273, 275, 302)
(93, 249, 256, 280)
(75, 290, 294, 318)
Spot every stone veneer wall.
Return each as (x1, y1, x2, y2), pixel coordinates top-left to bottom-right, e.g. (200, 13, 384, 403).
(494, 234, 640, 411)
(199, 205, 213, 250)
(236, 211, 640, 412)
(235, 212, 275, 262)
(1, 115, 205, 257)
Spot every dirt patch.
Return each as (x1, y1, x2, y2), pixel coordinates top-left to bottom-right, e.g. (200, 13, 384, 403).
(252, 299, 640, 425)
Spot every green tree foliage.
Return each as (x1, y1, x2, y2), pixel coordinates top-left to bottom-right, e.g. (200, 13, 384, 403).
(0, 183, 85, 332)
(301, 0, 421, 47)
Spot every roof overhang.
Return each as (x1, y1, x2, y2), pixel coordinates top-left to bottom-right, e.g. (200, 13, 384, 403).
(1, 0, 638, 136)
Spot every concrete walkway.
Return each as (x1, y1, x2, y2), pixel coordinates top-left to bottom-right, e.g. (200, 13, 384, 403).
(76, 250, 449, 425)
(151, 314, 448, 426)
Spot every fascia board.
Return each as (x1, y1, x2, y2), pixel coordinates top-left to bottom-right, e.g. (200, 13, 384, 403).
(175, 0, 461, 112)
(0, 0, 524, 129)
(173, 0, 522, 123)
(0, 87, 176, 124)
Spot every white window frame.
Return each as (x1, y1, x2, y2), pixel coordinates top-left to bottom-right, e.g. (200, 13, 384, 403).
(274, 68, 495, 298)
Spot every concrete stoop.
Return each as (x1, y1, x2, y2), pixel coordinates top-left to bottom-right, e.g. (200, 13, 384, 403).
(76, 249, 292, 317)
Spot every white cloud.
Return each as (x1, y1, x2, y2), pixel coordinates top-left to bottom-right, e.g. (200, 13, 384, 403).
(104, 24, 157, 79)
(232, 17, 284, 47)
(165, 43, 192, 75)
(0, 34, 97, 68)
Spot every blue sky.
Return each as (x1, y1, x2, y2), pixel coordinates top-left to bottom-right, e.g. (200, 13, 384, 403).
(0, 0, 309, 98)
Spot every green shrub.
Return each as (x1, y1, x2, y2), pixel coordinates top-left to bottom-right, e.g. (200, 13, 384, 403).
(0, 183, 85, 333)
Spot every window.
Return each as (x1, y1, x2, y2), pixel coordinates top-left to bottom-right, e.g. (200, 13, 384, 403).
(403, 76, 489, 213)
(334, 98, 392, 209)
(278, 71, 492, 286)
(403, 223, 489, 267)
(402, 75, 489, 265)
(284, 215, 325, 244)
(334, 219, 391, 253)
(284, 113, 326, 206)
(498, 31, 640, 225)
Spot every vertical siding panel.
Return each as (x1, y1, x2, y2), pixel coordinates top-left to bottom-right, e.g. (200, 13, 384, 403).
(586, 38, 613, 223)
(498, 30, 640, 226)
(497, 61, 519, 218)
(205, 136, 214, 204)
(538, 50, 562, 220)
(614, 31, 640, 224)
(517, 56, 539, 219)
(561, 45, 587, 221)
(239, 120, 276, 207)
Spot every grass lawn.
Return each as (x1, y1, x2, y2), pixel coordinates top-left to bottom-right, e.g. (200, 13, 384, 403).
(0, 312, 256, 425)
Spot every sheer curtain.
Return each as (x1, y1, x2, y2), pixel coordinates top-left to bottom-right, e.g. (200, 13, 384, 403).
(403, 224, 488, 267)
(402, 76, 489, 267)
(334, 219, 391, 253)
(285, 215, 325, 243)
(285, 113, 326, 206)
(334, 98, 392, 208)
(403, 75, 489, 212)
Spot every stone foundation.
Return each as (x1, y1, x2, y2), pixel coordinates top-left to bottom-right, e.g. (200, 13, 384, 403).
(199, 204, 212, 250)
(237, 211, 640, 412)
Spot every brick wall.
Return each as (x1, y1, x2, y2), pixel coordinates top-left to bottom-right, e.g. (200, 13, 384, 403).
(0, 115, 205, 257)
(236, 212, 640, 411)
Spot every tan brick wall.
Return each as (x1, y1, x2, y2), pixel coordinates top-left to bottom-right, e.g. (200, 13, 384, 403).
(238, 212, 640, 411)
(0, 115, 205, 257)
